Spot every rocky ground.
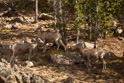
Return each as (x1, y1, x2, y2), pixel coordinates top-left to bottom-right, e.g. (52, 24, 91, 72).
(0, 14, 124, 83)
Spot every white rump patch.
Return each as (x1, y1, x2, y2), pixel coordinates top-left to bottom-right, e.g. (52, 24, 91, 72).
(12, 43, 17, 49)
(38, 38, 44, 43)
(95, 52, 98, 55)
(55, 38, 59, 41)
(100, 52, 105, 59)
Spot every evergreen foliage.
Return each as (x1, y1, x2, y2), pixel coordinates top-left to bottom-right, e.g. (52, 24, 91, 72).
(1, 0, 123, 39)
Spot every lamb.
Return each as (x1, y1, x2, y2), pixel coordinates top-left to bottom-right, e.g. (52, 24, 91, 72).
(75, 42, 106, 70)
(10, 38, 43, 65)
(35, 27, 67, 53)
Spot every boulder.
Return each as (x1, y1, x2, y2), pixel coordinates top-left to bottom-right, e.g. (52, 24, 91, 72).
(11, 23, 21, 31)
(11, 17, 24, 23)
(84, 42, 98, 49)
(4, 24, 12, 29)
(0, 59, 49, 83)
(38, 13, 54, 20)
(117, 28, 123, 34)
(50, 52, 81, 65)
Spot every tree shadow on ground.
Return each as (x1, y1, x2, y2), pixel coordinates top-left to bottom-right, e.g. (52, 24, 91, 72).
(30, 49, 124, 83)
(0, 31, 36, 40)
(107, 57, 124, 77)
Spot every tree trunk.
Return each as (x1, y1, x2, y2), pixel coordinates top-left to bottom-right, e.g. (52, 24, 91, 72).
(84, 0, 87, 40)
(89, 14, 92, 40)
(59, 0, 67, 44)
(76, 29, 80, 44)
(89, 21, 92, 40)
(94, 4, 99, 48)
(62, 28, 67, 45)
(35, 0, 38, 22)
(52, 0, 67, 44)
(10, 0, 14, 10)
(53, 0, 57, 28)
(75, 0, 80, 44)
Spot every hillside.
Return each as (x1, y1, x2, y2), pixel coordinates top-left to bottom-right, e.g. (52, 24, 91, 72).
(0, 1, 124, 83)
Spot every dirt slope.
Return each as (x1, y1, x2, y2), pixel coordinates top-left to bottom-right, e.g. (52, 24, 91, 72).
(0, 15, 124, 83)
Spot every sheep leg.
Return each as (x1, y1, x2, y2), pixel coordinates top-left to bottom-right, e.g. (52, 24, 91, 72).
(100, 58, 106, 70)
(86, 61, 90, 72)
(103, 59, 106, 70)
(10, 52, 15, 66)
(86, 56, 91, 72)
(86, 57, 89, 68)
(55, 40, 60, 51)
(28, 49, 32, 61)
(59, 39, 66, 51)
(100, 52, 106, 70)
(43, 43, 46, 53)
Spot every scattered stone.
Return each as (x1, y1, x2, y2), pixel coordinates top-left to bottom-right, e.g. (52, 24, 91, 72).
(0, 59, 49, 83)
(2, 8, 18, 17)
(11, 17, 24, 23)
(117, 28, 123, 34)
(118, 37, 124, 41)
(25, 61, 34, 67)
(38, 13, 54, 20)
(4, 24, 12, 29)
(11, 23, 21, 31)
(69, 41, 98, 49)
(63, 77, 75, 83)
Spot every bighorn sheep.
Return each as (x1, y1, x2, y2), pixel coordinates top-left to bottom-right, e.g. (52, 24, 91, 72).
(0, 43, 12, 55)
(35, 27, 67, 53)
(10, 38, 43, 65)
(75, 42, 106, 70)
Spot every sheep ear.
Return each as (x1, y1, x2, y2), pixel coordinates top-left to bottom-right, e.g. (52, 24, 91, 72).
(83, 42, 86, 48)
(80, 41, 85, 48)
(9, 45, 12, 49)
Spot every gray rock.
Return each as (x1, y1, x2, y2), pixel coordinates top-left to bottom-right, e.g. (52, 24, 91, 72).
(50, 53, 81, 65)
(4, 24, 12, 29)
(63, 77, 74, 83)
(0, 59, 49, 83)
(12, 17, 24, 23)
(84, 42, 98, 49)
(38, 13, 54, 20)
